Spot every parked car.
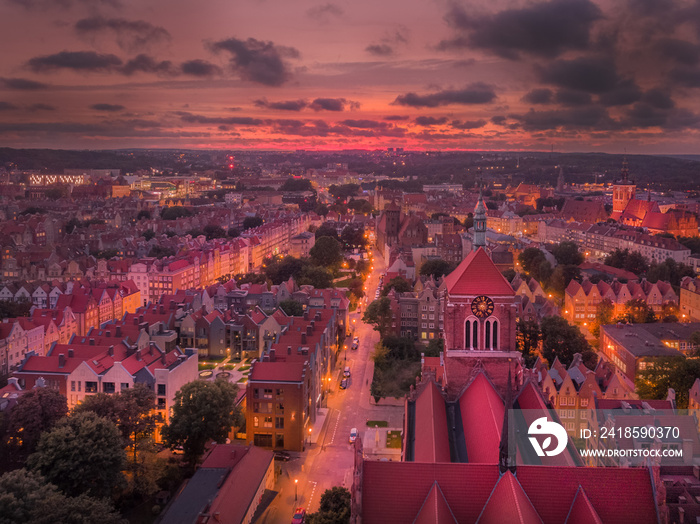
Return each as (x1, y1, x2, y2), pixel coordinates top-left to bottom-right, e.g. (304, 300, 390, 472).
(353, 336, 359, 344)
(274, 451, 291, 462)
(351, 342, 358, 350)
(292, 507, 306, 524)
(344, 366, 351, 377)
(349, 428, 358, 443)
(340, 378, 348, 389)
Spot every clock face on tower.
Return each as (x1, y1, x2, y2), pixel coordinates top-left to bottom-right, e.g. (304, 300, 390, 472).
(471, 295, 494, 318)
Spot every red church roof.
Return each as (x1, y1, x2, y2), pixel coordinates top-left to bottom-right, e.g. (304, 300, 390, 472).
(458, 373, 503, 464)
(414, 482, 458, 524)
(414, 381, 451, 463)
(477, 471, 542, 524)
(443, 248, 514, 296)
(565, 487, 603, 524)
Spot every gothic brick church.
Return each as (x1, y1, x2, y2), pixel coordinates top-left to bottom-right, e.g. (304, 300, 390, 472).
(350, 195, 661, 523)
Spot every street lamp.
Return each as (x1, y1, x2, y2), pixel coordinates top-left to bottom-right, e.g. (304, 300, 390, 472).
(295, 479, 298, 501)
(308, 427, 312, 447)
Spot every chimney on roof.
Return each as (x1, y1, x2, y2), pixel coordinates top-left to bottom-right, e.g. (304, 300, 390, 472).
(315, 311, 321, 321)
(159, 304, 164, 314)
(161, 353, 167, 365)
(310, 320, 315, 331)
(133, 316, 139, 325)
(58, 353, 65, 368)
(287, 345, 291, 355)
(89, 338, 94, 346)
(303, 311, 309, 320)
(139, 314, 144, 323)
(269, 348, 275, 362)
(306, 325, 312, 336)
(136, 349, 142, 361)
(115, 325, 122, 337)
(108, 345, 114, 356)
(301, 333, 307, 344)
(68, 348, 74, 358)
(149, 343, 154, 355)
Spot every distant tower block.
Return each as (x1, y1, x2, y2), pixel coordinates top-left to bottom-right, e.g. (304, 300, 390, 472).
(612, 157, 636, 216)
(556, 166, 565, 192)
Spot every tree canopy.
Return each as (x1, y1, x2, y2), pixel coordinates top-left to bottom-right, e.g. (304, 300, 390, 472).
(329, 183, 360, 200)
(306, 487, 351, 524)
(28, 411, 125, 499)
(516, 319, 540, 367)
(419, 259, 456, 279)
(635, 356, 700, 408)
(314, 222, 339, 241)
(381, 276, 412, 296)
(279, 299, 304, 316)
(8, 387, 68, 456)
(280, 178, 313, 192)
(242, 215, 263, 230)
(310, 236, 343, 268)
(604, 248, 649, 275)
(540, 316, 591, 367)
(162, 379, 241, 465)
(518, 248, 552, 283)
(362, 297, 393, 338)
(550, 241, 584, 266)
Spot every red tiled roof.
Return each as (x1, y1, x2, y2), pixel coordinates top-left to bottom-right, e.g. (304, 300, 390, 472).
(444, 248, 515, 296)
(414, 382, 451, 463)
(477, 471, 543, 524)
(458, 373, 503, 464)
(565, 487, 602, 524)
(249, 361, 306, 382)
(414, 482, 458, 524)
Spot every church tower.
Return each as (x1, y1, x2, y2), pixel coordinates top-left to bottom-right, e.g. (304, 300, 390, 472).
(612, 157, 636, 217)
(473, 190, 486, 251)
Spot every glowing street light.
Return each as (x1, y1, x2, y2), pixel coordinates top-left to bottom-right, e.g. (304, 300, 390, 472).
(295, 479, 298, 501)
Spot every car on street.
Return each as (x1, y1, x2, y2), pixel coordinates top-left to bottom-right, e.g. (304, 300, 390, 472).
(274, 451, 291, 461)
(340, 378, 348, 389)
(292, 507, 306, 524)
(349, 428, 358, 443)
(344, 366, 351, 377)
(351, 342, 358, 350)
(353, 336, 359, 344)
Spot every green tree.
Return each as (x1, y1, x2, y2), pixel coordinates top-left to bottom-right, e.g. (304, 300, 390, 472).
(264, 256, 307, 284)
(204, 224, 227, 240)
(28, 412, 126, 499)
(280, 178, 313, 191)
(347, 199, 373, 214)
(604, 249, 649, 275)
(142, 229, 156, 241)
(227, 227, 240, 238)
(381, 276, 412, 296)
(279, 299, 304, 316)
(647, 258, 695, 286)
(310, 236, 343, 268)
(160, 206, 192, 220)
(624, 299, 657, 324)
(148, 246, 176, 258)
(314, 203, 330, 216)
(340, 225, 365, 249)
(306, 487, 351, 524)
(64, 217, 81, 234)
(518, 248, 549, 281)
(548, 264, 581, 296)
(162, 379, 241, 465)
(0, 469, 124, 524)
(314, 222, 339, 241)
(8, 388, 68, 456)
(463, 213, 474, 230)
(329, 183, 360, 200)
(136, 209, 151, 220)
(242, 215, 263, 230)
(516, 319, 540, 366)
(362, 297, 393, 338)
(0, 298, 32, 320)
(419, 259, 455, 279)
(635, 357, 700, 408)
(550, 241, 584, 266)
(299, 265, 334, 289)
(540, 316, 590, 367)
(689, 331, 700, 356)
(591, 298, 615, 338)
(423, 338, 444, 357)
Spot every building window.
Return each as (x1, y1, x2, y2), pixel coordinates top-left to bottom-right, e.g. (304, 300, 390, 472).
(275, 417, 284, 429)
(254, 416, 259, 428)
(71, 381, 76, 392)
(263, 416, 273, 428)
(157, 398, 166, 410)
(121, 383, 129, 391)
(264, 388, 273, 399)
(103, 382, 115, 394)
(277, 403, 284, 412)
(85, 381, 97, 393)
(157, 384, 166, 396)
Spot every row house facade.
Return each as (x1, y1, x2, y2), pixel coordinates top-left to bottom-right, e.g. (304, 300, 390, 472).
(680, 276, 700, 321)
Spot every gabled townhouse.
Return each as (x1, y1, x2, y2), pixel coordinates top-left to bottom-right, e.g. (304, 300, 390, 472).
(31, 307, 76, 345)
(0, 320, 27, 374)
(55, 292, 98, 336)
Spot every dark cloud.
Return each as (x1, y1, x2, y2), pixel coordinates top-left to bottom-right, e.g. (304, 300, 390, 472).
(180, 59, 222, 77)
(490, 115, 507, 125)
(670, 66, 700, 88)
(209, 37, 300, 86)
(7, 0, 121, 10)
(522, 88, 552, 104)
(0, 102, 19, 111)
(657, 38, 700, 66)
(554, 90, 592, 106)
(0, 121, 210, 139)
(597, 80, 642, 106)
(537, 57, 619, 93)
(641, 88, 675, 109)
(623, 103, 669, 128)
(177, 112, 264, 126)
(306, 3, 343, 20)
(366, 44, 393, 56)
(0, 77, 49, 90)
(309, 98, 359, 111)
(27, 51, 123, 72)
(414, 116, 449, 126)
(75, 17, 171, 52)
(509, 106, 615, 131)
(27, 103, 56, 111)
(338, 119, 392, 129)
(440, 0, 601, 59)
(121, 54, 175, 76)
(384, 115, 409, 121)
(451, 119, 487, 129)
(254, 98, 308, 111)
(91, 103, 125, 112)
(393, 83, 496, 107)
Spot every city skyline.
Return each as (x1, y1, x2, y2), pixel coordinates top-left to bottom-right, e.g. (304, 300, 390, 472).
(1, 0, 700, 153)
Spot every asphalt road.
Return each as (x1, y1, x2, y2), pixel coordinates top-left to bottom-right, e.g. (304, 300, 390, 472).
(258, 250, 404, 523)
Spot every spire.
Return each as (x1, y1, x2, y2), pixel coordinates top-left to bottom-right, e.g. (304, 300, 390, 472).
(647, 187, 651, 202)
(473, 187, 487, 251)
(620, 156, 629, 182)
(499, 365, 516, 475)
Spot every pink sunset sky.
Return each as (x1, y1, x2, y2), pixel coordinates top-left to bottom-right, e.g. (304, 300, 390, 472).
(0, 0, 699, 153)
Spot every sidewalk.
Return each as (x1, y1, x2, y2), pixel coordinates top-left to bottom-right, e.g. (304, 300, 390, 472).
(309, 408, 329, 445)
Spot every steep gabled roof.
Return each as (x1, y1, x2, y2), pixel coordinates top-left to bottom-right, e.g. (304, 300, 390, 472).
(414, 381, 451, 463)
(413, 482, 458, 524)
(477, 471, 543, 524)
(444, 248, 514, 296)
(565, 486, 603, 524)
(458, 372, 503, 464)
